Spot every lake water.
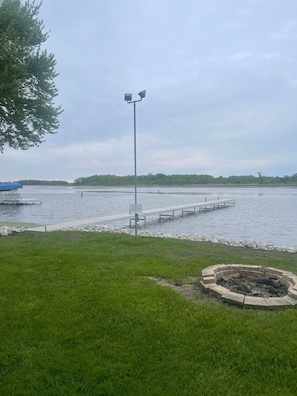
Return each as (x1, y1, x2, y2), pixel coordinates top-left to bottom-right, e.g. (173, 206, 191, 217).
(1, 185, 296, 250)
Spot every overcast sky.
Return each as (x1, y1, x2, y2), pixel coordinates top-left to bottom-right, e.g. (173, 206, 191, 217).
(1, 0, 297, 182)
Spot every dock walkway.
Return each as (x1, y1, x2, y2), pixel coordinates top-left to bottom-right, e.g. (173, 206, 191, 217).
(27, 198, 235, 232)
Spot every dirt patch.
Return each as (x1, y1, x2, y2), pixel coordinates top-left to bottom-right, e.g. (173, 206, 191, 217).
(147, 276, 217, 303)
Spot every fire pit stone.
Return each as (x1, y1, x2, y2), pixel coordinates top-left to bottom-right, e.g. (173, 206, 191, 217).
(201, 264, 297, 309)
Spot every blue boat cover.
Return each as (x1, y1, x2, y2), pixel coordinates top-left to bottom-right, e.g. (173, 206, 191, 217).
(0, 183, 23, 191)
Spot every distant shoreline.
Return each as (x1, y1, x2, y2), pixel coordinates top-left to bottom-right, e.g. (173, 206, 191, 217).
(6, 172, 297, 187)
(11, 182, 297, 188)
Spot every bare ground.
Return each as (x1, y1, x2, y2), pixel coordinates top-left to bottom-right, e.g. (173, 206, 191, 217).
(147, 276, 218, 304)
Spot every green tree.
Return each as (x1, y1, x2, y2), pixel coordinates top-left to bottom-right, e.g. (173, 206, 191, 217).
(0, 0, 62, 152)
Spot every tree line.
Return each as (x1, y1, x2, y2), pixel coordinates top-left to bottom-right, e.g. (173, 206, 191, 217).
(17, 179, 68, 186)
(72, 173, 297, 186)
(9, 173, 297, 186)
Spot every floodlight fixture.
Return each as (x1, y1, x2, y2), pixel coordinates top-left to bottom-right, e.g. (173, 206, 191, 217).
(125, 93, 132, 102)
(138, 90, 146, 99)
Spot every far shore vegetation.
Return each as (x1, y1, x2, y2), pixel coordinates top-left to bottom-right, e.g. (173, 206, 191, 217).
(4, 172, 297, 186)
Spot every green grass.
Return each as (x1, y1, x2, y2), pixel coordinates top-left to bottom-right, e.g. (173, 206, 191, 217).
(1, 231, 297, 395)
(0, 221, 41, 228)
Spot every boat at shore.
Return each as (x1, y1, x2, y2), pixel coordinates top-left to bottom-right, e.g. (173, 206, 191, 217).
(0, 183, 41, 205)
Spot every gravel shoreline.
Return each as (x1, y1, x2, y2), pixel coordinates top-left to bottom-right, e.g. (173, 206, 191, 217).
(1, 224, 296, 253)
(0, 226, 24, 236)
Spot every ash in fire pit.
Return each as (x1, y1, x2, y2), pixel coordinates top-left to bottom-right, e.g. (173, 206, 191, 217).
(201, 264, 297, 308)
(217, 272, 288, 298)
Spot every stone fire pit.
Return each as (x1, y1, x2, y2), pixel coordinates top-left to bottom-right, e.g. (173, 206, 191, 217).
(201, 264, 297, 308)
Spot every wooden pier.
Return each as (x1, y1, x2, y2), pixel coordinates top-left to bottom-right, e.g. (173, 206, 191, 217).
(27, 198, 235, 233)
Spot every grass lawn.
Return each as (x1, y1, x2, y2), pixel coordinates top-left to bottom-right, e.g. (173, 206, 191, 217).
(0, 221, 41, 228)
(1, 231, 297, 395)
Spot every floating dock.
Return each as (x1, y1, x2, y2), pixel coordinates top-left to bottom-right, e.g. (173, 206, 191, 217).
(27, 198, 235, 233)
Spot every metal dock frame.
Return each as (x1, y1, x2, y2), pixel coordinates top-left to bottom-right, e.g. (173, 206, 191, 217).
(129, 215, 147, 228)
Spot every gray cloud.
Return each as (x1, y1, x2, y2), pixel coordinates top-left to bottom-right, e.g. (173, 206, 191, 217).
(1, 0, 297, 181)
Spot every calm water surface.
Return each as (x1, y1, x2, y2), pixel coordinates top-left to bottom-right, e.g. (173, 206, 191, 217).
(1, 186, 296, 249)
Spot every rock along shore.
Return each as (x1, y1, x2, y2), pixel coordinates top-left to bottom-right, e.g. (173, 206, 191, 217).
(1, 224, 296, 254)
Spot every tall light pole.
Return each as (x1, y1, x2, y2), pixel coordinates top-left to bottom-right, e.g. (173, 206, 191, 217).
(124, 90, 146, 238)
